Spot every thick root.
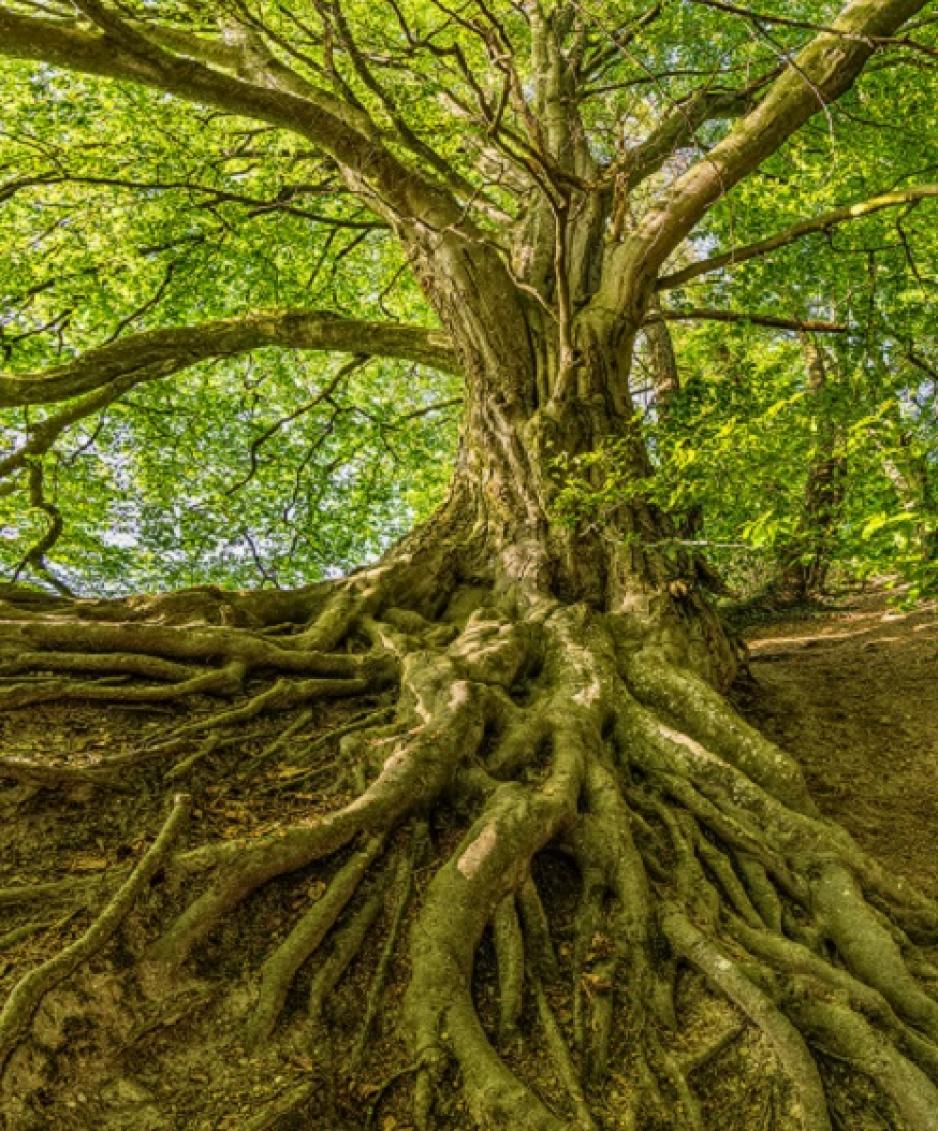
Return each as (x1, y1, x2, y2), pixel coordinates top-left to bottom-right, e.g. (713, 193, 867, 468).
(1, 578, 936, 1130)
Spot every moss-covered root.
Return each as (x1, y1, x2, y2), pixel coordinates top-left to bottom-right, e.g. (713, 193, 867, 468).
(616, 654, 938, 1130)
(401, 607, 624, 1128)
(403, 738, 587, 1126)
(533, 975, 597, 1130)
(246, 834, 385, 1049)
(0, 578, 396, 717)
(147, 641, 492, 970)
(661, 907, 832, 1131)
(493, 894, 524, 1047)
(404, 785, 575, 1130)
(6, 592, 938, 1130)
(350, 825, 423, 1068)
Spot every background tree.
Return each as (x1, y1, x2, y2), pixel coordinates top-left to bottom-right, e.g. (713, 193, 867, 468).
(1, 3, 937, 1129)
(645, 61, 938, 602)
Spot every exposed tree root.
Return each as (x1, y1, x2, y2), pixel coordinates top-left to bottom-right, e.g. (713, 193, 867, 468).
(0, 794, 190, 1071)
(0, 913, 79, 955)
(0, 880, 92, 910)
(493, 894, 524, 1047)
(247, 833, 385, 1049)
(1, 571, 937, 1130)
(0, 756, 128, 791)
(661, 907, 831, 1131)
(351, 823, 423, 1069)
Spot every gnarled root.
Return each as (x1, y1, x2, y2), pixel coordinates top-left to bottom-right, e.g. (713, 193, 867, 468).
(0, 794, 190, 1071)
(1, 575, 936, 1130)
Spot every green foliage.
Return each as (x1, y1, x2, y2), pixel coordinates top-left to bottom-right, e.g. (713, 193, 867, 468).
(551, 439, 653, 530)
(643, 325, 937, 602)
(0, 58, 458, 594)
(0, 2, 935, 599)
(0, 355, 459, 593)
(636, 22, 938, 603)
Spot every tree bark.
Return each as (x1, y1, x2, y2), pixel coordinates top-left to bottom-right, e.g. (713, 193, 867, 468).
(776, 336, 847, 601)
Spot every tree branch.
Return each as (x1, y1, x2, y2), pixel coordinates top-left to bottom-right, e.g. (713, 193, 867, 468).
(658, 184, 938, 289)
(0, 310, 459, 408)
(689, 0, 938, 56)
(617, 68, 782, 194)
(0, 170, 388, 230)
(594, 0, 930, 319)
(12, 461, 72, 596)
(0, 5, 465, 228)
(646, 308, 847, 333)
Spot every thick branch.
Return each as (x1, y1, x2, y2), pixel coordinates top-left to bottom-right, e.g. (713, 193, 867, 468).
(0, 310, 458, 408)
(659, 184, 938, 289)
(0, 6, 464, 228)
(595, 0, 929, 316)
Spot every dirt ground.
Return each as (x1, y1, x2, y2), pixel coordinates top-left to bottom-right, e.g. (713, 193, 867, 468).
(733, 587, 938, 900)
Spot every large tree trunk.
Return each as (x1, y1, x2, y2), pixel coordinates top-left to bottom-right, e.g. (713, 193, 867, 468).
(3, 271, 937, 1131)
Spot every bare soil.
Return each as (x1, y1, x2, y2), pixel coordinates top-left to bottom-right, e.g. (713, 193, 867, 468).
(734, 587, 938, 900)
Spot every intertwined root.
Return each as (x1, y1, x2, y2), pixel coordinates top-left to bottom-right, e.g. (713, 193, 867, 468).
(1, 576, 937, 1130)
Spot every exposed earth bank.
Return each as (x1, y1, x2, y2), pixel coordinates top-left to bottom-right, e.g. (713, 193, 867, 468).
(734, 587, 938, 901)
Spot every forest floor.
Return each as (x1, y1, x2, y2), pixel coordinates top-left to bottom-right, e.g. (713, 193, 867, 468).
(731, 585, 938, 900)
(0, 584, 935, 1129)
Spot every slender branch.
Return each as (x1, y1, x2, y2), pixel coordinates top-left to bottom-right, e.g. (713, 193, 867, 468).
(0, 310, 459, 408)
(646, 308, 847, 333)
(0, 170, 387, 230)
(391, 396, 463, 423)
(318, 0, 477, 199)
(617, 68, 782, 194)
(582, 4, 667, 76)
(659, 185, 938, 289)
(224, 356, 370, 497)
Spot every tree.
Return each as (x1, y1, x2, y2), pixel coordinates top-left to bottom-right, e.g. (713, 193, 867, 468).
(1, 3, 937, 1128)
